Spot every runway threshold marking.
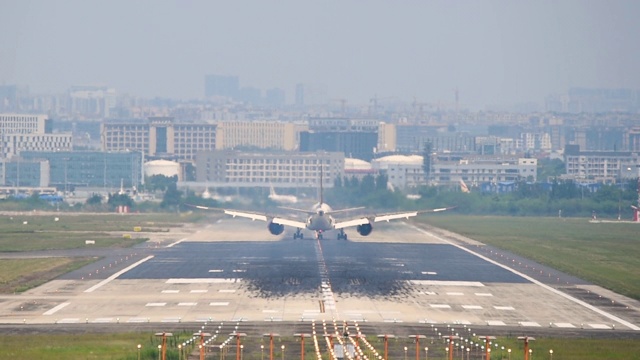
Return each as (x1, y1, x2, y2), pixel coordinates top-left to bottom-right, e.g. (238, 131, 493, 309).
(84, 255, 154, 293)
(412, 225, 640, 331)
(43, 302, 70, 316)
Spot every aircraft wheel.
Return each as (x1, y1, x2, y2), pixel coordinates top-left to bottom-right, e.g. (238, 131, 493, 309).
(343, 234, 348, 241)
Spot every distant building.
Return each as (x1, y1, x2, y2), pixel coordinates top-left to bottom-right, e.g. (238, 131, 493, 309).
(545, 88, 640, 113)
(0, 85, 18, 112)
(215, 121, 303, 151)
(372, 154, 537, 190)
(101, 117, 217, 161)
(265, 88, 286, 108)
(0, 158, 50, 187)
(195, 150, 344, 188)
(68, 85, 117, 118)
(204, 75, 240, 100)
(294, 83, 327, 107)
(563, 144, 639, 183)
(300, 118, 379, 161)
(21, 150, 143, 190)
(395, 124, 475, 153)
(0, 114, 73, 159)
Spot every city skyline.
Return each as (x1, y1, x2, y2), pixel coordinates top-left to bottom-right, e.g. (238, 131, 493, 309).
(1, 0, 640, 110)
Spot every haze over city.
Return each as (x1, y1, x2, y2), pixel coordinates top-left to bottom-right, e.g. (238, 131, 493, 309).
(2, 0, 639, 110)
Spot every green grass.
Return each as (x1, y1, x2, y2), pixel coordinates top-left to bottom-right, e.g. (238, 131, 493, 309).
(0, 213, 204, 252)
(0, 333, 186, 360)
(0, 333, 639, 360)
(416, 215, 640, 300)
(0, 257, 95, 293)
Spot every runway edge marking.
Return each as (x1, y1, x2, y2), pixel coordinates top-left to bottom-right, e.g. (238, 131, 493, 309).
(84, 255, 154, 293)
(411, 225, 640, 331)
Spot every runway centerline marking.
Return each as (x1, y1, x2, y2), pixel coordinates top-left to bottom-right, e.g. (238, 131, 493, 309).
(84, 255, 154, 293)
(412, 225, 640, 331)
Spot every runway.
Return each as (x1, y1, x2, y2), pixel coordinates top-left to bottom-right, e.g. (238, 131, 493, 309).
(1, 218, 639, 335)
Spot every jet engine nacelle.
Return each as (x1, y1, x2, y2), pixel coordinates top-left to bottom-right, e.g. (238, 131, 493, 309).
(356, 223, 373, 236)
(268, 221, 284, 235)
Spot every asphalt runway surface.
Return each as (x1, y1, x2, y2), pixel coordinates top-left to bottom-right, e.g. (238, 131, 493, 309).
(1, 217, 639, 340)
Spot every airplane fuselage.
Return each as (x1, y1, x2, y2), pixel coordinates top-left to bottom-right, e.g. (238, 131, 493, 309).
(306, 211, 335, 231)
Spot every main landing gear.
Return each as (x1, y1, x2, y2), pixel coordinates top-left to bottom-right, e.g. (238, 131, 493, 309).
(337, 230, 348, 241)
(293, 229, 304, 240)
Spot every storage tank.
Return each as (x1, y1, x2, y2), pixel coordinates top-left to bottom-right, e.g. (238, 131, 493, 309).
(144, 160, 181, 180)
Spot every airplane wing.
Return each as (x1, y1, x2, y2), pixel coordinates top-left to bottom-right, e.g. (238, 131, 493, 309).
(333, 207, 454, 230)
(187, 204, 307, 228)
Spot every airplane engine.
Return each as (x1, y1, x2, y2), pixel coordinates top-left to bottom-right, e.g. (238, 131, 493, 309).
(268, 221, 285, 235)
(356, 223, 373, 236)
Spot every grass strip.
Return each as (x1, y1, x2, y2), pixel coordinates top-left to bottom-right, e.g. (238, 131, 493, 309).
(0, 257, 96, 293)
(417, 215, 640, 300)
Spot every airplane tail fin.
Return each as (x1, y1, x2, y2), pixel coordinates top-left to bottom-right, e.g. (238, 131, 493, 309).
(460, 179, 470, 193)
(319, 164, 324, 205)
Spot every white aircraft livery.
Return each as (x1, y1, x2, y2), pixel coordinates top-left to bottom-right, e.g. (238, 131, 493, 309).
(192, 171, 452, 240)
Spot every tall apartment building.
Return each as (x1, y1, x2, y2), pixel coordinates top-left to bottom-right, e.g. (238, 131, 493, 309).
(68, 85, 117, 118)
(563, 144, 639, 183)
(196, 150, 344, 188)
(101, 117, 216, 161)
(204, 75, 240, 99)
(215, 121, 304, 151)
(301, 118, 380, 161)
(0, 114, 73, 159)
(395, 124, 476, 154)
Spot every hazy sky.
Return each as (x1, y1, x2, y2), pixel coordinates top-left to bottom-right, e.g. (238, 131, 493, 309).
(1, 0, 639, 109)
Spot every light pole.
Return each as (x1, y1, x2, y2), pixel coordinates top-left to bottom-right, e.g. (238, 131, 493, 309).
(241, 345, 244, 360)
(294, 333, 311, 360)
(281, 344, 285, 360)
(264, 333, 280, 360)
(178, 344, 182, 360)
(410, 335, 426, 360)
(261, 344, 265, 360)
(158, 345, 162, 360)
(137, 344, 141, 360)
(549, 349, 553, 360)
(529, 349, 533, 360)
(424, 347, 428, 360)
(508, 348, 511, 360)
(404, 346, 408, 360)
(377, 334, 395, 360)
(466, 348, 470, 360)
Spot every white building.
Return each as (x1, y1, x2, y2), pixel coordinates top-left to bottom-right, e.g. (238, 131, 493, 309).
(372, 154, 537, 190)
(0, 114, 72, 159)
(195, 150, 344, 188)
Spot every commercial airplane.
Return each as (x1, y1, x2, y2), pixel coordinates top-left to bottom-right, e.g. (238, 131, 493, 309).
(268, 185, 298, 204)
(191, 174, 453, 240)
